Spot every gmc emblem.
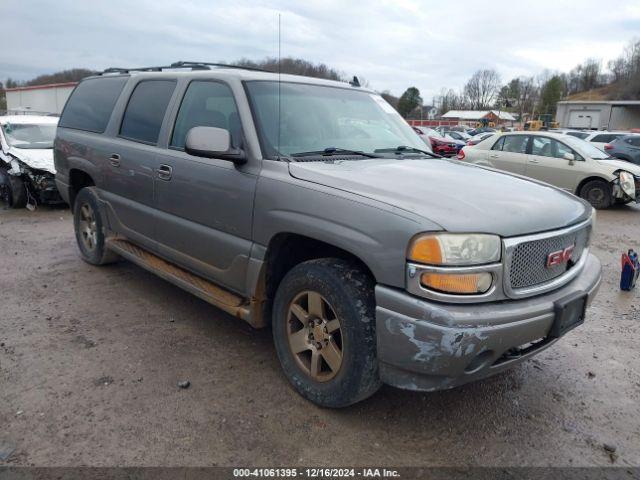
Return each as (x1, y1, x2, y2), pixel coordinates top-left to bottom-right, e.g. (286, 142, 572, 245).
(546, 245, 575, 268)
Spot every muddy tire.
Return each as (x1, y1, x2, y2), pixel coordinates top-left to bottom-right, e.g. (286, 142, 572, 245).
(272, 258, 381, 408)
(580, 179, 612, 209)
(0, 169, 27, 209)
(73, 187, 119, 265)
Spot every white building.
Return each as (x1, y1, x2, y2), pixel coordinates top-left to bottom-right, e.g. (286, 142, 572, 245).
(555, 100, 640, 130)
(5, 82, 77, 115)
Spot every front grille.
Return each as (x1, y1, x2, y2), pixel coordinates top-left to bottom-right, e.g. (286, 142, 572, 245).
(508, 225, 591, 290)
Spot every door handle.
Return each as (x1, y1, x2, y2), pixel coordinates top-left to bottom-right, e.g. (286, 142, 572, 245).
(529, 159, 540, 164)
(157, 164, 172, 181)
(109, 154, 121, 167)
(489, 154, 498, 159)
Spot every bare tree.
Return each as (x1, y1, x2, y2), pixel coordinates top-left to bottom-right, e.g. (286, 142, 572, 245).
(464, 69, 501, 109)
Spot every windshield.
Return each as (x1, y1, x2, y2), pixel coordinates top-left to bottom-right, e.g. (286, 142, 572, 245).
(562, 135, 611, 159)
(245, 81, 426, 158)
(2, 123, 57, 149)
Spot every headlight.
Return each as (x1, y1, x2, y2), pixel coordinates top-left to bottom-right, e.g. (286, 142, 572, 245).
(619, 171, 636, 198)
(408, 233, 501, 266)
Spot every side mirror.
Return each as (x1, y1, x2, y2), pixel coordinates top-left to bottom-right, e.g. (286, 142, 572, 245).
(563, 152, 575, 164)
(185, 126, 246, 164)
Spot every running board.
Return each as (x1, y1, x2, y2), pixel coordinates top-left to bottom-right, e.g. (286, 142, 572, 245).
(106, 238, 253, 324)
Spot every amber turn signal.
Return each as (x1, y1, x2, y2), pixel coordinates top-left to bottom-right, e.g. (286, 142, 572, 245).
(420, 272, 492, 294)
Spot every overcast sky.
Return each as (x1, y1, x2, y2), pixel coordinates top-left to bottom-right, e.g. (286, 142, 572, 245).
(3, 0, 639, 101)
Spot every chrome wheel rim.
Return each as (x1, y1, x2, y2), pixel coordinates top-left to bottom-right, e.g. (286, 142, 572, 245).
(286, 291, 343, 382)
(78, 203, 98, 251)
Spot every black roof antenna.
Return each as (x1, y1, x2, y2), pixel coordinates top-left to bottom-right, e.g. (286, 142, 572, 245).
(277, 13, 282, 160)
(349, 76, 361, 87)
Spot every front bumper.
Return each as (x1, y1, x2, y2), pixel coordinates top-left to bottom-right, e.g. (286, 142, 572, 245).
(376, 253, 602, 392)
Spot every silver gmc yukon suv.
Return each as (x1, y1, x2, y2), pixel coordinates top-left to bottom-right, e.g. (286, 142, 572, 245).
(54, 63, 602, 407)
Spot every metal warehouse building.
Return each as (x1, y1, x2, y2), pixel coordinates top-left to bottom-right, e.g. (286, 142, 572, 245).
(556, 100, 640, 130)
(5, 82, 77, 115)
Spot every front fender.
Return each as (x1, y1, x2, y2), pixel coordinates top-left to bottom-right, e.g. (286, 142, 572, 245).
(252, 163, 441, 287)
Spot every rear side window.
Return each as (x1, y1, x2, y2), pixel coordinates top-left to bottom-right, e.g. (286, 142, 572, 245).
(59, 77, 128, 133)
(120, 80, 176, 144)
(566, 131, 589, 140)
(591, 134, 619, 143)
(628, 137, 640, 147)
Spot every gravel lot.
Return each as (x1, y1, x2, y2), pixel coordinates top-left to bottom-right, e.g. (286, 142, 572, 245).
(0, 202, 638, 467)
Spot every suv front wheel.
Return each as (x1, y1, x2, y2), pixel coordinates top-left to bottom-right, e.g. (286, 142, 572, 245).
(272, 258, 381, 408)
(73, 187, 119, 265)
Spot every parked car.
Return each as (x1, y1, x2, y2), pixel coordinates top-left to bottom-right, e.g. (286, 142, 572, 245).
(458, 131, 640, 209)
(430, 135, 461, 156)
(553, 129, 589, 140)
(0, 115, 64, 208)
(411, 126, 434, 152)
(55, 64, 601, 407)
(466, 132, 495, 146)
(606, 134, 640, 165)
(579, 131, 629, 152)
(414, 127, 458, 155)
(443, 131, 471, 142)
(468, 126, 495, 137)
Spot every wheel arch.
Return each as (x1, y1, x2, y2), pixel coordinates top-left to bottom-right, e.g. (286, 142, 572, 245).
(252, 232, 377, 327)
(68, 168, 96, 207)
(575, 175, 612, 197)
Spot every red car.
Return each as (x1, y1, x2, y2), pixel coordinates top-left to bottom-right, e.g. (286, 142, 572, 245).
(430, 137, 459, 156)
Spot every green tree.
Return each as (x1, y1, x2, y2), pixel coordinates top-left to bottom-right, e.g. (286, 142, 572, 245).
(538, 75, 564, 115)
(397, 87, 422, 118)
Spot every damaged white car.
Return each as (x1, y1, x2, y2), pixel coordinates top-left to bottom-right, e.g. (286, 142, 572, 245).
(0, 115, 64, 209)
(457, 131, 640, 209)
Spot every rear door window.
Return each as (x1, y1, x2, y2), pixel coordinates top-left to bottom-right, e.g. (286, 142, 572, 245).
(59, 77, 128, 133)
(119, 80, 176, 144)
(591, 134, 619, 143)
(627, 137, 640, 147)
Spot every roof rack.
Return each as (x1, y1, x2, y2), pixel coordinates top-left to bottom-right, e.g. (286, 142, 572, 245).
(99, 61, 269, 75)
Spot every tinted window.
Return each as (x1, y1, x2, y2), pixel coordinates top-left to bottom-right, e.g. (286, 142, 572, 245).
(566, 131, 589, 140)
(628, 136, 640, 147)
(120, 80, 175, 144)
(171, 81, 241, 149)
(554, 140, 579, 160)
(59, 77, 128, 133)
(531, 137, 553, 157)
(591, 134, 619, 143)
(491, 136, 505, 150)
(502, 135, 528, 154)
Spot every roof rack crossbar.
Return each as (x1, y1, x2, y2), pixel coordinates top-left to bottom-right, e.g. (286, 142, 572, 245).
(99, 61, 270, 75)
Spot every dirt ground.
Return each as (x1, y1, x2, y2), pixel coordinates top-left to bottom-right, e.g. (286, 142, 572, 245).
(0, 202, 638, 468)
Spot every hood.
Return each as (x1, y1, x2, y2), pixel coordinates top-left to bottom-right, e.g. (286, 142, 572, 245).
(8, 147, 55, 174)
(289, 158, 590, 237)
(596, 158, 640, 176)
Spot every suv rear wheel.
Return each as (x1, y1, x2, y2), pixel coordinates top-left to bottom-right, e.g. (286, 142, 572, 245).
(272, 258, 381, 407)
(73, 187, 119, 265)
(580, 179, 612, 209)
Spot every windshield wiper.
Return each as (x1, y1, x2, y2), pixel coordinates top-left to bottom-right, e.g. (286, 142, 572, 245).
(291, 147, 381, 159)
(374, 145, 441, 158)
